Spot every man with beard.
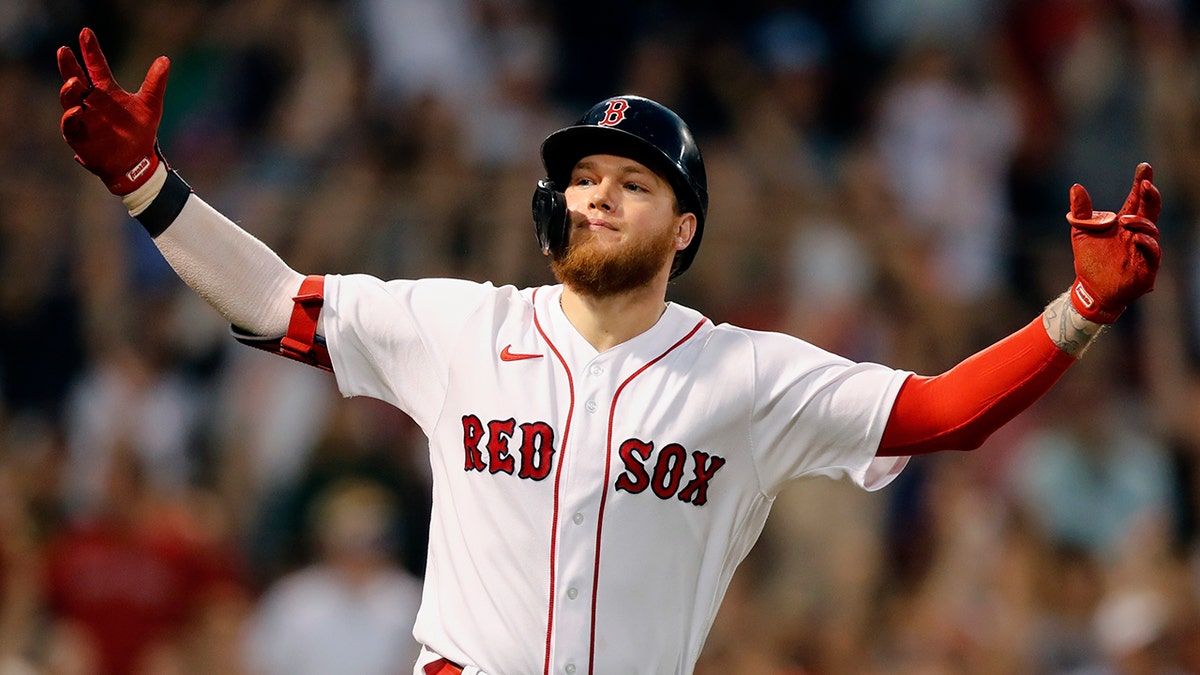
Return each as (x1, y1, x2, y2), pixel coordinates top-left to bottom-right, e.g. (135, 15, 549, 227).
(56, 28, 1160, 675)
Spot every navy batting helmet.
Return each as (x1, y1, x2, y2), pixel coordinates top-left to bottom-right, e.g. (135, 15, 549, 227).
(534, 95, 708, 278)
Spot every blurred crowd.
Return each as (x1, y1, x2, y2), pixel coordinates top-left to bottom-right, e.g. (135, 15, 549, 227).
(2, 0, 1200, 673)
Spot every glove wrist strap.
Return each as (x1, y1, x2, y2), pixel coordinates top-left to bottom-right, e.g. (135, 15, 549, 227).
(106, 153, 160, 196)
(1069, 278, 1123, 324)
(123, 163, 168, 215)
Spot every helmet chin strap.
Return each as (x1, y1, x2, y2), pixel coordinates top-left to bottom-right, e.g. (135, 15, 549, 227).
(532, 178, 570, 257)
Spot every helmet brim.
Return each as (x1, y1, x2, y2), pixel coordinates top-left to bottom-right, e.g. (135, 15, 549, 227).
(541, 126, 696, 212)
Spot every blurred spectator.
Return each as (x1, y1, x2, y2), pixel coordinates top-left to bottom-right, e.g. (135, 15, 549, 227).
(42, 449, 244, 675)
(242, 397, 431, 586)
(856, 0, 1006, 56)
(1031, 544, 1108, 673)
(1061, 588, 1183, 675)
(351, 0, 486, 109)
(743, 8, 836, 197)
(871, 41, 1020, 307)
(1007, 341, 1178, 562)
(210, 348, 339, 534)
(460, 1, 561, 169)
(1053, 0, 1153, 210)
(60, 301, 204, 517)
(0, 459, 44, 674)
(0, 170, 86, 428)
(869, 453, 1041, 674)
(242, 479, 422, 675)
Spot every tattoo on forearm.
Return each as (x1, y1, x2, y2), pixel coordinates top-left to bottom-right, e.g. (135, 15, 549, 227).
(1043, 292, 1103, 357)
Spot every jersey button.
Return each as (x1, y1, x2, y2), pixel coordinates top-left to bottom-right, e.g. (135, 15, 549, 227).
(590, 364, 603, 376)
(572, 512, 584, 525)
(585, 400, 598, 413)
(567, 587, 578, 600)
(565, 665, 576, 675)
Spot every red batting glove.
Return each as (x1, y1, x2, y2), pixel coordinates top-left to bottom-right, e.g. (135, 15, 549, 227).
(1067, 162, 1162, 323)
(57, 28, 170, 195)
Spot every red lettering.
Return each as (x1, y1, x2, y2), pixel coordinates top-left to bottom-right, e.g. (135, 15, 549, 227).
(486, 418, 517, 475)
(651, 444, 686, 499)
(677, 451, 726, 506)
(614, 439, 653, 494)
(463, 414, 729, 504)
(463, 415, 486, 471)
(517, 422, 555, 480)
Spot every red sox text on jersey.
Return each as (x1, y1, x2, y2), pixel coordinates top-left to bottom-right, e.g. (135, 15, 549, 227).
(462, 415, 728, 506)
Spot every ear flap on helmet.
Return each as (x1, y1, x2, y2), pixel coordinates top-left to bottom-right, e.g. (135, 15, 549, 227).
(532, 178, 569, 257)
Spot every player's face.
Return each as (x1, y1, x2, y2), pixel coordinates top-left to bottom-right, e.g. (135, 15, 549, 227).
(551, 154, 695, 296)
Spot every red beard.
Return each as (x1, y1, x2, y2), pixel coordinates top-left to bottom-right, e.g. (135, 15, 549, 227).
(550, 224, 677, 297)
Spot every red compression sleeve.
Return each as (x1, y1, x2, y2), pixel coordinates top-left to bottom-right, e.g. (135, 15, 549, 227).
(877, 318, 1076, 456)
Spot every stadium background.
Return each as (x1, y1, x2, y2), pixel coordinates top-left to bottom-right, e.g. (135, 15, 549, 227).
(2, 0, 1200, 672)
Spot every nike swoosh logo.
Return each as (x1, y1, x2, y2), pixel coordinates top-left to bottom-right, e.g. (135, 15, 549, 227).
(500, 345, 543, 362)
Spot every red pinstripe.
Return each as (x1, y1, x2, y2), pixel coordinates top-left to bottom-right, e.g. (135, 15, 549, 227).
(532, 288, 576, 675)
(587, 317, 707, 673)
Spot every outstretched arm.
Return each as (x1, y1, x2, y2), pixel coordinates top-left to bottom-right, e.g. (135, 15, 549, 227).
(878, 163, 1162, 456)
(126, 166, 304, 337)
(57, 28, 303, 340)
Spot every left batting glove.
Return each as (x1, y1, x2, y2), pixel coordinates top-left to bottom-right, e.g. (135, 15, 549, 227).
(57, 27, 170, 196)
(1067, 162, 1162, 324)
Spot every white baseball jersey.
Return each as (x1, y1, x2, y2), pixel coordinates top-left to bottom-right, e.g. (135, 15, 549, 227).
(320, 274, 910, 675)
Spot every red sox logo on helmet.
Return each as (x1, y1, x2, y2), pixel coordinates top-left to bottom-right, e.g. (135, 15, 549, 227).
(598, 99, 629, 127)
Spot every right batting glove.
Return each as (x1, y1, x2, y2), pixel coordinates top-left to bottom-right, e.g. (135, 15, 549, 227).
(57, 27, 170, 196)
(1067, 162, 1162, 324)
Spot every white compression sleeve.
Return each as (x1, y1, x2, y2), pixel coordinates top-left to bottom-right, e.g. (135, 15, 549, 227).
(143, 190, 306, 337)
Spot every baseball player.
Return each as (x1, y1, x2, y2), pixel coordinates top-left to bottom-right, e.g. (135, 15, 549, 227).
(57, 28, 1161, 675)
